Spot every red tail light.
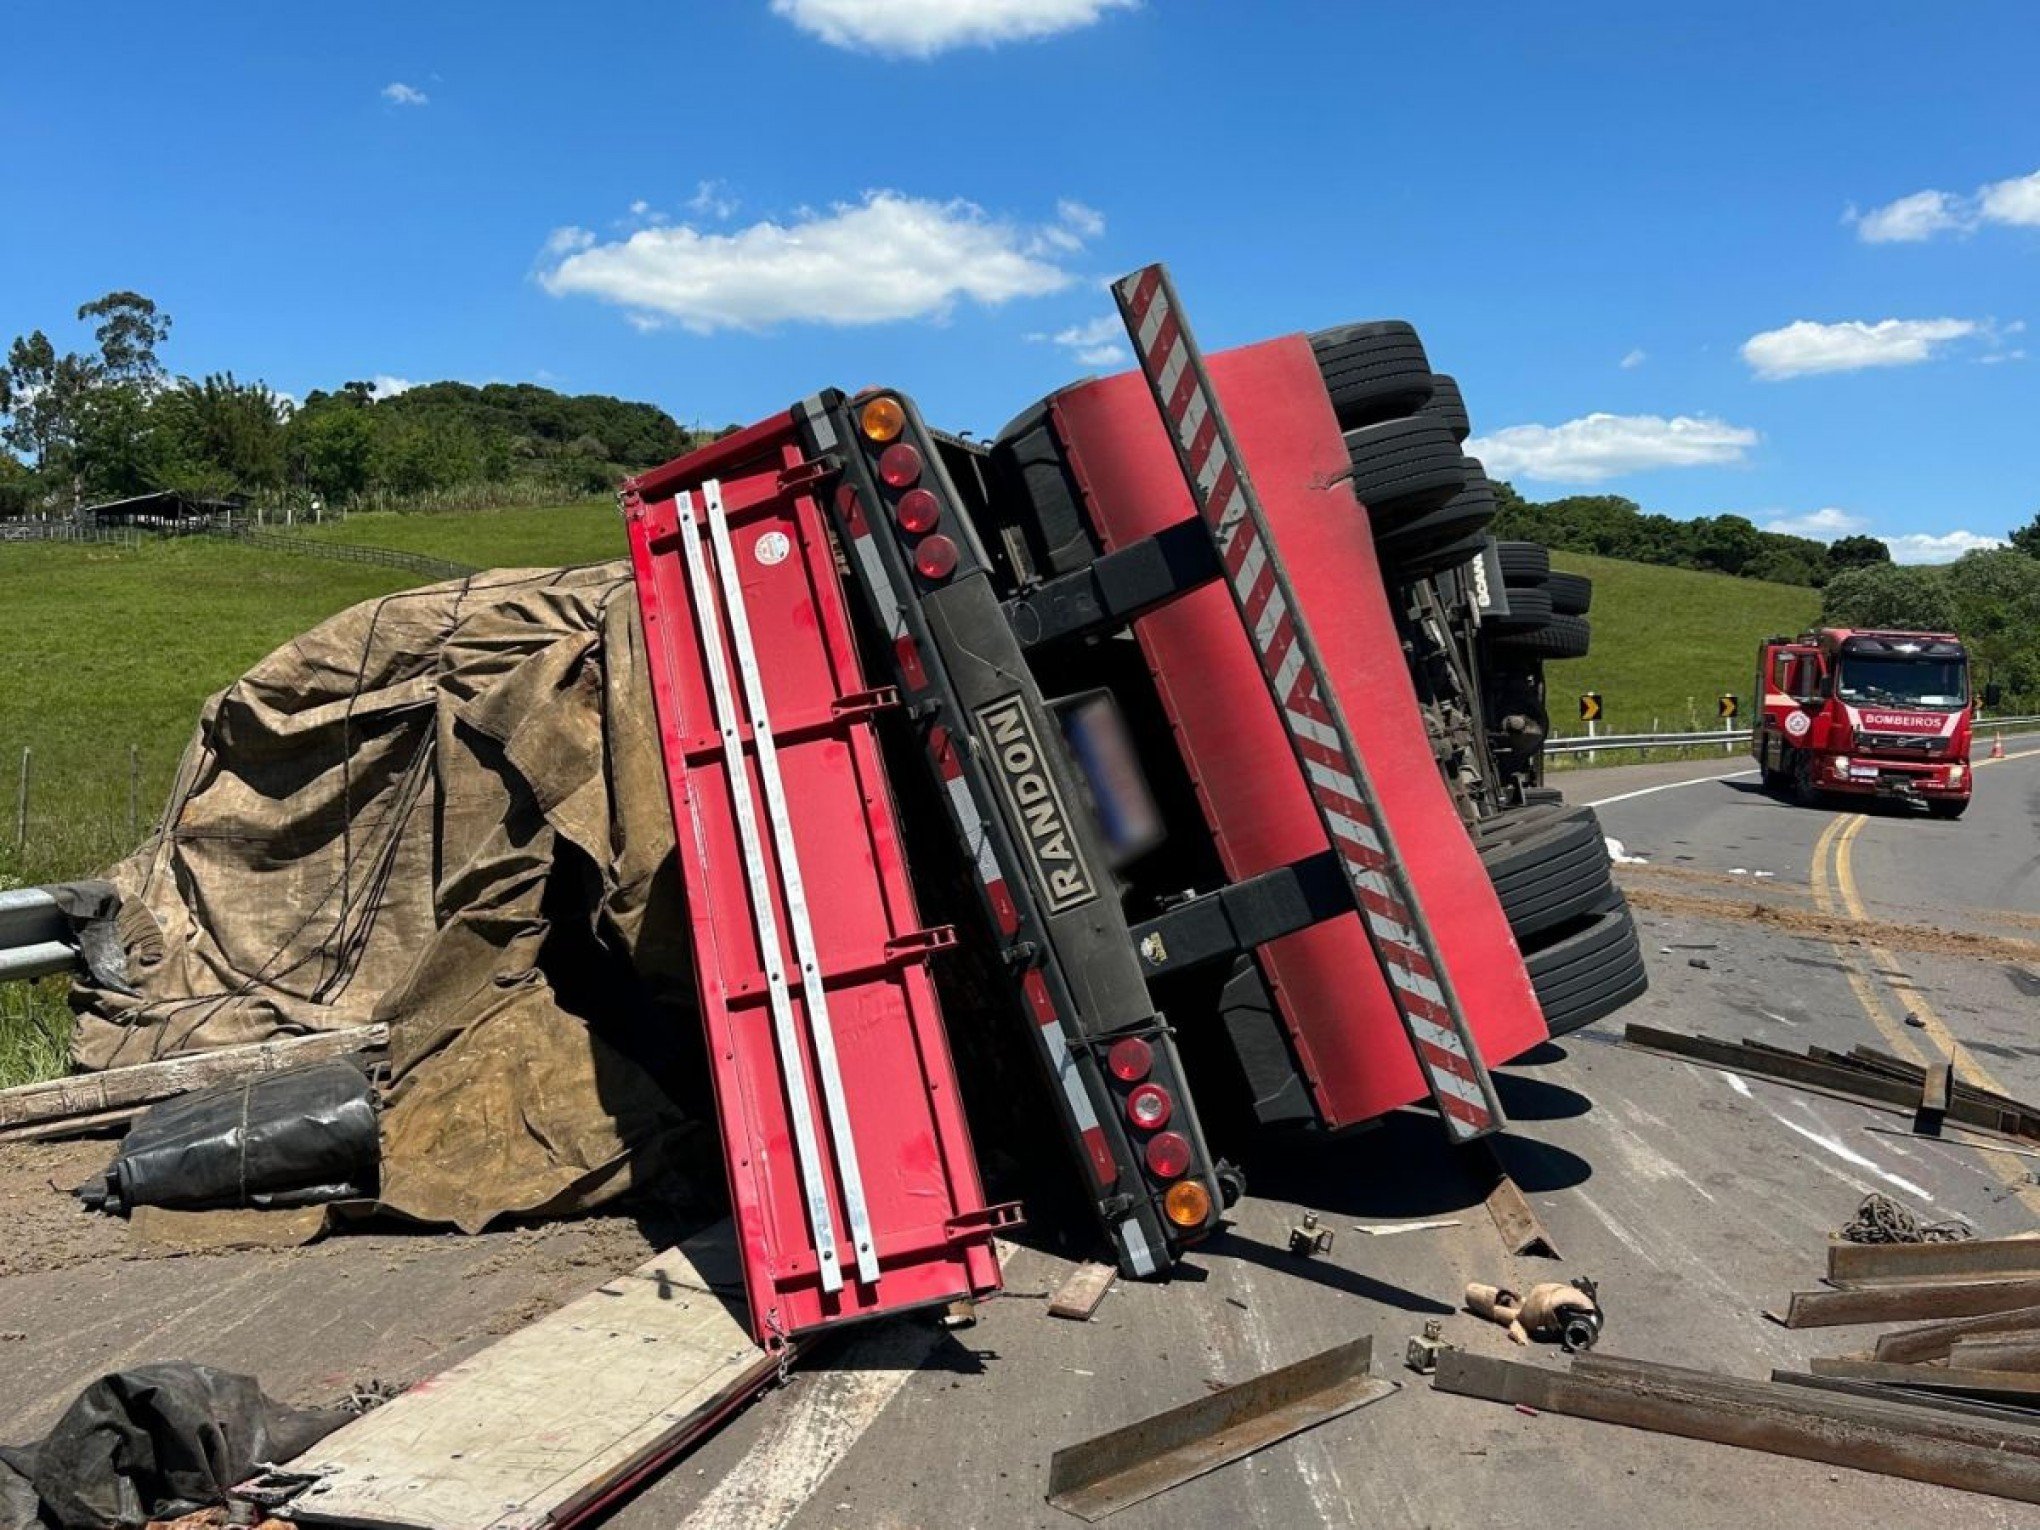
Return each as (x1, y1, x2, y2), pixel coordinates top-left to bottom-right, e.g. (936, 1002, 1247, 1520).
(1144, 1130, 1191, 1179)
(1126, 1082, 1172, 1130)
(878, 442, 922, 488)
(896, 487, 941, 534)
(914, 534, 959, 581)
(1107, 1037, 1153, 1083)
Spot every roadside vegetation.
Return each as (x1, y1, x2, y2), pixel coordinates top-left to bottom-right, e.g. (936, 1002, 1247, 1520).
(1543, 552, 1820, 735)
(0, 291, 713, 519)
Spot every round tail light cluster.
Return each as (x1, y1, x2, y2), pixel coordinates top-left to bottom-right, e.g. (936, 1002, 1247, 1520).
(1126, 1082, 1172, 1131)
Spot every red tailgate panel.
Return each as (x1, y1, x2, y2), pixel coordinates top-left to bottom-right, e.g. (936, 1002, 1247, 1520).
(626, 419, 1002, 1342)
(1056, 338, 1548, 1126)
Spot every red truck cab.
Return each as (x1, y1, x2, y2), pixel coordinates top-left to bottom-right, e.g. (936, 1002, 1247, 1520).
(1754, 628, 1986, 818)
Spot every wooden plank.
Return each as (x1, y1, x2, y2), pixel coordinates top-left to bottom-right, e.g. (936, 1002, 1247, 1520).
(286, 1221, 775, 1530)
(1875, 1305, 2040, 1363)
(1049, 1262, 1117, 1321)
(1808, 1357, 2040, 1403)
(0, 1025, 387, 1137)
(1785, 1279, 2040, 1328)
(1435, 1350, 2040, 1506)
(1829, 1236, 2040, 1286)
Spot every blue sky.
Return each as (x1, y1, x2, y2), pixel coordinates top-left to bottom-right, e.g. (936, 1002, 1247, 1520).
(4, 1, 2035, 560)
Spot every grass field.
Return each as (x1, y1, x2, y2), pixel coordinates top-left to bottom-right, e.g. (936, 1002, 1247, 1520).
(299, 499, 625, 568)
(1545, 552, 1821, 738)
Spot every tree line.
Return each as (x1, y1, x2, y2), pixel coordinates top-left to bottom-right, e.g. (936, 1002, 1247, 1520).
(1819, 543, 2040, 708)
(0, 291, 710, 516)
(1488, 483, 1906, 588)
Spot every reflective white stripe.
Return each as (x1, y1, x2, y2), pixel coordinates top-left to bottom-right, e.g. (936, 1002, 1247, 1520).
(1409, 1045, 1488, 1110)
(1181, 391, 1212, 468)
(1137, 289, 1169, 354)
(1118, 1217, 1160, 1278)
(1037, 1018, 1103, 1133)
(1252, 586, 1287, 650)
(1272, 637, 1305, 703)
(1286, 707, 1341, 753)
(1233, 533, 1267, 609)
(1212, 484, 1248, 547)
(1387, 961, 1449, 1009)
(1156, 338, 1189, 411)
(1323, 808, 1385, 856)
(943, 775, 1002, 887)
(1304, 757, 1362, 804)
(851, 534, 908, 642)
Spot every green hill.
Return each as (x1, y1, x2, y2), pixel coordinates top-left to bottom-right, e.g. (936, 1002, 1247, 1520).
(1544, 551, 1821, 737)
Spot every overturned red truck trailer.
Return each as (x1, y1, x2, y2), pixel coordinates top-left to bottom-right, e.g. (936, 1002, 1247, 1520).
(624, 266, 1622, 1344)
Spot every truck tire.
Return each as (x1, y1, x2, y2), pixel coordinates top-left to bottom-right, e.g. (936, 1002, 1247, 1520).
(1480, 809, 1615, 943)
(1490, 585, 1554, 630)
(1546, 571, 1592, 615)
(1422, 374, 1471, 442)
(1496, 542, 1551, 585)
(1492, 612, 1590, 660)
(988, 399, 1096, 576)
(1524, 896, 1648, 1037)
(1343, 417, 1471, 525)
(1381, 529, 1489, 582)
(1309, 322, 1435, 430)
(1374, 475, 1496, 558)
(1524, 785, 1566, 807)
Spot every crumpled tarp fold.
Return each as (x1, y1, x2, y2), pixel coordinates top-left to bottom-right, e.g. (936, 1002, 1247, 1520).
(68, 563, 712, 1230)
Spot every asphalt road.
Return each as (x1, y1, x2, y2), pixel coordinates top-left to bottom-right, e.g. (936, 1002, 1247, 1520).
(3, 737, 2037, 1529)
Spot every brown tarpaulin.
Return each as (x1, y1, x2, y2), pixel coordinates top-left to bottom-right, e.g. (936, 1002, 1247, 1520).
(69, 564, 714, 1230)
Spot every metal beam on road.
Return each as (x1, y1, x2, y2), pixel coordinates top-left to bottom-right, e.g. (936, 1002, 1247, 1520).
(1435, 1350, 2040, 1507)
(1785, 1279, 2040, 1328)
(1831, 1237, 2040, 1286)
(1874, 1304, 2040, 1363)
(1046, 1336, 1396, 1520)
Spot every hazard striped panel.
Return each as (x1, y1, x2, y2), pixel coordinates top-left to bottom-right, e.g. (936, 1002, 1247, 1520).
(1110, 264, 1504, 1141)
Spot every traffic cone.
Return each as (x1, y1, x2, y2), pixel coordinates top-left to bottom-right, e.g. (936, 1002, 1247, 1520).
(1991, 733, 2006, 759)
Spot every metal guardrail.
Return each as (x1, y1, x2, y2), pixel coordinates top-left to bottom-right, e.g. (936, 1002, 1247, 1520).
(216, 526, 479, 582)
(0, 887, 78, 984)
(1546, 715, 2040, 756)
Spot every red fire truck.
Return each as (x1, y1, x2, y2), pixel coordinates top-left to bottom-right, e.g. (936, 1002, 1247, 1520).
(622, 265, 1645, 1347)
(1754, 628, 1998, 818)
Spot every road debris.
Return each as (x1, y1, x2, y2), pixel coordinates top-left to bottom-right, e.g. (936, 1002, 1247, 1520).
(1048, 1262, 1118, 1322)
(1046, 1337, 1396, 1520)
(1837, 1191, 1972, 1247)
(1354, 1218, 1462, 1236)
(1287, 1212, 1334, 1257)
(1465, 1279, 1604, 1350)
(1406, 1319, 1451, 1374)
(1436, 1350, 2040, 1507)
(1484, 1168, 1561, 1259)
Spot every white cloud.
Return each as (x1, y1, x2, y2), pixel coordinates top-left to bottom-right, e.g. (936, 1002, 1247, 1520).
(540, 192, 1098, 332)
(1762, 507, 1867, 540)
(1980, 170, 2040, 228)
(369, 375, 417, 399)
(381, 82, 429, 106)
(686, 180, 739, 220)
(1619, 348, 1647, 369)
(1741, 317, 1977, 379)
(771, 0, 1135, 57)
(1467, 413, 1758, 484)
(1854, 189, 1966, 243)
(1034, 315, 1128, 369)
(1850, 167, 2040, 241)
(1887, 530, 2006, 564)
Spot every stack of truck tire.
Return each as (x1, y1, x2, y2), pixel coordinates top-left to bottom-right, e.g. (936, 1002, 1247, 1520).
(1297, 321, 1647, 1039)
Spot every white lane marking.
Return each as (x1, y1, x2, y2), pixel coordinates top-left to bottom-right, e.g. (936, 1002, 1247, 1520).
(1582, 767, 1758, 808)
(678, 1323, 939, 1530)
(1720, 1071, 1753, 1098)
(1774, 1115, 1935, 1202)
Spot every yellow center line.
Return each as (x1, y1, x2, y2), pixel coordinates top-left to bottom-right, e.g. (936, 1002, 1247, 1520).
(1823, 808, 2040, 1212)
